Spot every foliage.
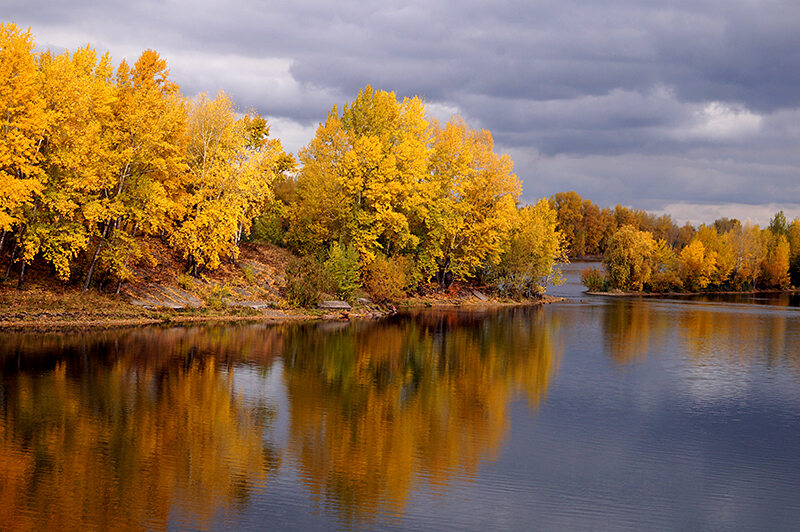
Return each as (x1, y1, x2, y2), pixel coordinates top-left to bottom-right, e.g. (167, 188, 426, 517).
(205, 282, 233, 310)
(760, 232, 790, 288)
(0, 23, 45, 234)
(287, 86, 431, 260)
(424, 118, 520, 288)
(177, 273, 194, 291)
(493, 199, 566, 297)
(678, 240, 717, 291)
(363, 253, 414, 303)
(602, 225, 656, 291)
(581, 267, 606, 292)
(323, 241, 361, 300)
(285, 256, 329, 307)
(171, 92, 292, 275)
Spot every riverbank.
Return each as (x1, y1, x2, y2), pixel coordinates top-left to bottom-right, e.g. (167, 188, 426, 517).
(0, 241, 560, 331)
(0, 283, 555, 332)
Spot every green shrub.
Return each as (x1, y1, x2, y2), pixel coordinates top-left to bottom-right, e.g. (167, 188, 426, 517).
(285, 256, 329, 307)
(324, 242, 361, 300)
(581, 267, 606, 292)
(177, 273, 194, 291)
(249, 213, 286, 245)
(364, 254, 412, 303)
(241, 263, 257, 284)
(205, 282, 233, 310)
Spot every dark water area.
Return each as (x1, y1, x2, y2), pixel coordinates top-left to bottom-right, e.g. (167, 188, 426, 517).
(2, 270, 800, 530)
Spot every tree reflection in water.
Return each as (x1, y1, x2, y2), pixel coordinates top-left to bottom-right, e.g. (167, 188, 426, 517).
(0, 309, 562, 529)
(282, 307, 561, 524)
(0, 326, 283, 530)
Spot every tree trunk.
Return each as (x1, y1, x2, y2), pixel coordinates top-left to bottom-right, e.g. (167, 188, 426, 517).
(0, 230, 5, 255)
(84, 221, 113, 292)
(437, 257, 451, 290)
(17, 260, 25, 290)
(4, 239, 18, 280)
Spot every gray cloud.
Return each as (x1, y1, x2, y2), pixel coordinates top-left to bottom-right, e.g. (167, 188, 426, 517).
(4, 0, 800, 217)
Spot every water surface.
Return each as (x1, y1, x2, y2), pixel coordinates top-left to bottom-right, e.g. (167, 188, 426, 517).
(2, 275, 800, 530)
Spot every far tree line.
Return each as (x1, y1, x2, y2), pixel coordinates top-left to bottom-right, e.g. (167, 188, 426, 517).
(549, 191, 800, 292)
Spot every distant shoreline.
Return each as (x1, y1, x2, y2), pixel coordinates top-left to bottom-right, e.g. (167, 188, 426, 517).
(586, 289, 800, 297)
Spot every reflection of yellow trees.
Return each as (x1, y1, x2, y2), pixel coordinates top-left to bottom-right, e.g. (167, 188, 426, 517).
(603, 300, 671, 364)
(282, 308, 560, 521)
(680, 306, 797, 367)
(0, 326, 282, 530)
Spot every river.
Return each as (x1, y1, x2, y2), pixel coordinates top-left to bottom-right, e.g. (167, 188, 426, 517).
(1, 264, 799, 530)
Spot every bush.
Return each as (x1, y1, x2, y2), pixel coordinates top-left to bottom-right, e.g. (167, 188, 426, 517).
(241, 263, 257, 284)
(285, 256, 329, 307)
(364, 254, 412, 303)
(177, 273, 194, 291)
(581, 267, 606, 292)
(205, 282, 233, 310)
(249, 213, 286, 245)
(323, 242, 361, 300)
(647, 270, 683, 292)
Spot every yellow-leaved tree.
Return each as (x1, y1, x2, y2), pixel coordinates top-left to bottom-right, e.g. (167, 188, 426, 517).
(493, 199, 566, 297)
(603, 225, 656, 291)
(0, 23, 47, 285)
(423, 117, 520, 288)
(171, 91, 293, 274)
(82, 50, 187, 291)
(678, 239, 717, 291)
(20, 45, 116, 283)
(288, 86, 431, 261)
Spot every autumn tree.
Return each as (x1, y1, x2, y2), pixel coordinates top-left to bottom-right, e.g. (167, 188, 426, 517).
(81, 50, 188, 290)
(760, 232, 790, 288)
(171, 91, 292, 274)
(603, 225, 656, 291)
(493, 199, 566, 297)
(423, 117, 520, 287)
(288, 86, 431, 262)
(728, 223, 765, 290)
(693, 225, 734, 287)
(678, 239, 717, 291)
(0, 23, 47, 286)
(20, 46, 116, 284)
(550, 191, 584, 255)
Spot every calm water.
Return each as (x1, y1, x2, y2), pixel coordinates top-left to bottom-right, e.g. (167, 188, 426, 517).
(2, 269, 800, 530)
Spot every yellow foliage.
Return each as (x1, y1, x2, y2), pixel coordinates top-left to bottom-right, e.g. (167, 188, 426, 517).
(678, 239, 717, 291)
(0, 23, 46, 231)
(289, 86, 432, 262)
(495, 198, 566, 296)
(602, 225, 656, 291)
(171, 91, 290, 272)
(761, 232, 790, 288)
(424, 117, 521, 286)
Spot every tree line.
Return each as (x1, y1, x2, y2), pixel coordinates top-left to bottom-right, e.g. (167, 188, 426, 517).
(549, 191, 800, 292)
(1, 24, 565, 301)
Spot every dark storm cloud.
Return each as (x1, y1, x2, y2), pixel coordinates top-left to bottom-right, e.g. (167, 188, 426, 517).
(4, 0, 800, 217)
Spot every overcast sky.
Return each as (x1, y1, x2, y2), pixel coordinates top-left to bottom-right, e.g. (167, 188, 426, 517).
(4, 0, 800, 225)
